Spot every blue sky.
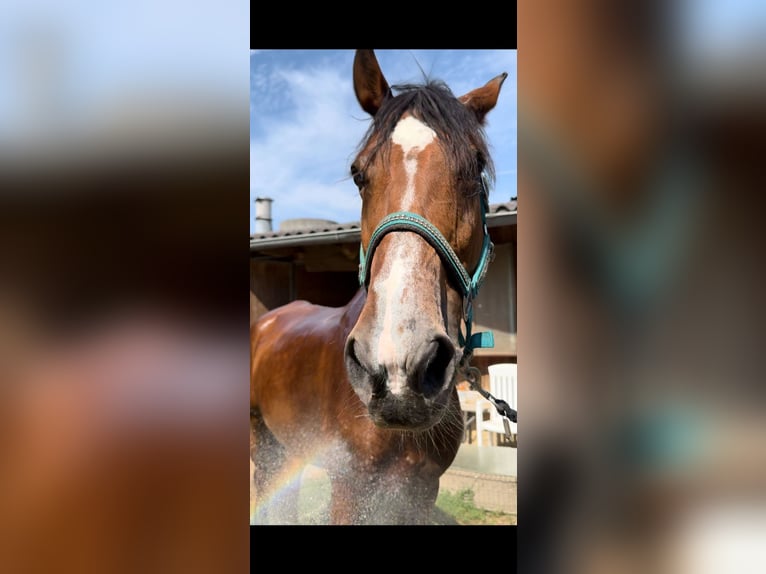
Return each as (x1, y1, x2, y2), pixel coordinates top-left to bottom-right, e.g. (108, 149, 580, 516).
(250, 50, 518, 234)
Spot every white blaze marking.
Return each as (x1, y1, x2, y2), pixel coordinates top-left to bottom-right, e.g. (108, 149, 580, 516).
(372, 234, 425, 395)
(391, 116, 436, 210)
(391, 116, 436, 151)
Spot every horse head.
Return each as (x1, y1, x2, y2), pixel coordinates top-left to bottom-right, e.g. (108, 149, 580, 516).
(344, 50, 506, 431)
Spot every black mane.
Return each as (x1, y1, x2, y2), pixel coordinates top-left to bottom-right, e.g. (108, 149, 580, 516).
(356, 80, 495, 193)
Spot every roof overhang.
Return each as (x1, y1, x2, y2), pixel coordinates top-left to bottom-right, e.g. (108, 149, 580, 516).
(249, 204, 517, 252)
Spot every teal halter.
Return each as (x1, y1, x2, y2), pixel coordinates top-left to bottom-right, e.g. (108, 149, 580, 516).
(357, 174, 495, 357)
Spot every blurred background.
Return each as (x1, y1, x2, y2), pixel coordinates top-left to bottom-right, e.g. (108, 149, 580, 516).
(0, 1, 249, 572)
(518, 1, 766, 573)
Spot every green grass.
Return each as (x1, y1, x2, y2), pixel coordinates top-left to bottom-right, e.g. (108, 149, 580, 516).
(435, 488, 516, 525)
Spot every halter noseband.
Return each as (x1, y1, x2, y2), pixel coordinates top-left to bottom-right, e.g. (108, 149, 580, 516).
(357, 173, 496, 357)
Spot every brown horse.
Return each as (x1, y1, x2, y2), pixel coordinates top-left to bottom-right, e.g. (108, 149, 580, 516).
(250, 50, 506, 524)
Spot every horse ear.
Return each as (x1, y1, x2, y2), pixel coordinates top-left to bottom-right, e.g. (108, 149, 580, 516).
(353, 50, 391, 117)
(458, 72, 508, 123)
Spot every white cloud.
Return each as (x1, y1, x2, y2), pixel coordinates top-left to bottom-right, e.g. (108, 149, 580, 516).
(250, 61, 370, 231)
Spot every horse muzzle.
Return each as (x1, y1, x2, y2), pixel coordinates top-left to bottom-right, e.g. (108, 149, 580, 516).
(344, 333, 456, 430)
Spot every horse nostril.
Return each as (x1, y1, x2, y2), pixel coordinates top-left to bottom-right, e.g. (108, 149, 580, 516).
(345, 335, 360, 366)
(370, 372, 387, 398)
(345, 336, 387, 398)
(419, 336, 455, 397)
(345, 336, 368, 377)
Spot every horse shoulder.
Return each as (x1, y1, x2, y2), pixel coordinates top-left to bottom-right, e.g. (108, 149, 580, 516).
(250, 300, 352, 406)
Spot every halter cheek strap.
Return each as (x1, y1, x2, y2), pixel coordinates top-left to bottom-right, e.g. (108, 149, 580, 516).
(357, 175, 496, 356)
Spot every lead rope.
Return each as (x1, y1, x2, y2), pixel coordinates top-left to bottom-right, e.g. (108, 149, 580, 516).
(458, 346, 517, 440)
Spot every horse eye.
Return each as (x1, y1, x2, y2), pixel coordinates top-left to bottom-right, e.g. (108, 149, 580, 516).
(350, 165, 367, 190)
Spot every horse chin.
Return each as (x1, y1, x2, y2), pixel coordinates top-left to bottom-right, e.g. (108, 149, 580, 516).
(344, 331, 458, 431)
(366, 388, 451, 432)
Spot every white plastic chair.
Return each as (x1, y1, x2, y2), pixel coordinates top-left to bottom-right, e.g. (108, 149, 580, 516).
(457, 389, 476, 443)
(476, 363, 517, 447)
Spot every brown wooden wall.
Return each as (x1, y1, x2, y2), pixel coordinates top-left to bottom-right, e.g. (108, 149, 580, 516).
(249, 260, 292, 323)
(249, 257, 360, 323)
(294, 267, 359, 308)
(473, 241, 517, 359)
